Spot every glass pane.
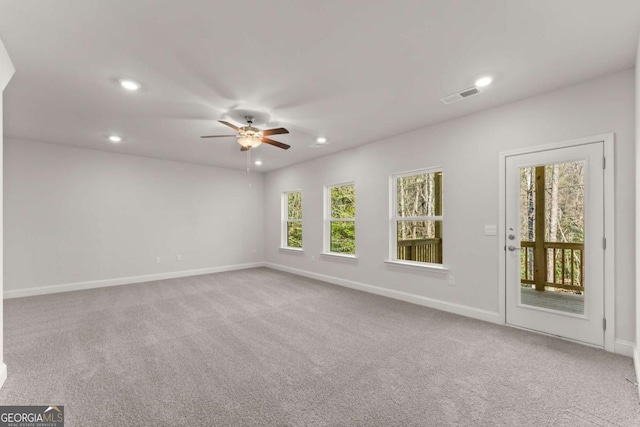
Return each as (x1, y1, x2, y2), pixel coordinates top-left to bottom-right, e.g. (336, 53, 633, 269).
(519, 162, 584, 315)
(330, 221, 355, 254)
(287, 192, 302, 220)
(287, 222, 302, 248)
(330, 185, 355, 219)
(396, 171, 442, 217)
(519, 167, 536, 241)
(397, 220, 442, 264)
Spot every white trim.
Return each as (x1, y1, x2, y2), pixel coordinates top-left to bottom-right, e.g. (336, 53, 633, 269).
(614, 339, 635, 358)
(384, 259, 449, 272)
(324, 182, 356, 254)
(498, 151, 507, 324)
(266, 262, 501, 324)
(282, 190, 303, 249)
(320, 252, 358, 259)
(279, 247, 304, 253)
(498, 133, 613, 157)
(0, 38, 16, 91)
(3, 262, 266, 299)
(498, 133, 616, 353)
(0, 363, 6, 390)
(396, 216, 443, 222)
(603, 134, 616, 352)
(392, 166, 443, 179)
(634, 346, 640, 399)
(506, 323, 606, 349)
(389, 168, 444, 265)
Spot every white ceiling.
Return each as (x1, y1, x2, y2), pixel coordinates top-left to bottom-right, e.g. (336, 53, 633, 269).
(1, 1, 639, 172)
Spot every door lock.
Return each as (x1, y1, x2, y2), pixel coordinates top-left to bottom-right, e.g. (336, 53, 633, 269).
(508, 234, 516, 240)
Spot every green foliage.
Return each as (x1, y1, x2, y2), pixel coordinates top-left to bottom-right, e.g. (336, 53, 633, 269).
(287, 192, 302, 248)
(330, 185, 355, 219)
(287, 192, 302, 220)
(330, 221, 355, 254)
(287, 222, 302, 248)
(330, 184, 355, 253)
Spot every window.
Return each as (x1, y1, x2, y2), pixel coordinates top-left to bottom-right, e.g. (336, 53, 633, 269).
(325, 183, 356, 255)
(391, 169, 443, 265)
(282, 191, 302, 249)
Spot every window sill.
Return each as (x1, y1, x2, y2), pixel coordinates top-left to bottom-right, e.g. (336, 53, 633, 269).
(320, 252, 358, 260)
(384, 259, 449, 273)
(279, 247, 304, 252)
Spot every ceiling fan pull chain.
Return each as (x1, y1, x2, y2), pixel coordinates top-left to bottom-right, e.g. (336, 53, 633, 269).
(246, 148, 252, 191)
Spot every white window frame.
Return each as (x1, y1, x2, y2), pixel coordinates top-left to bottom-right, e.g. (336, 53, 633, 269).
(281, 190, 303, 251)
(388, 167, 447, 270)
(323, 182, 357, 258)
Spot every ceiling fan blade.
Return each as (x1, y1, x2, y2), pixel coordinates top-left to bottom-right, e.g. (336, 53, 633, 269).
(218, 120, 240, 131)
(262, 137, 290, 150)
(261, 127, 289, 136)
(200, 135, 236, 138)
(241, 146, 249, 152)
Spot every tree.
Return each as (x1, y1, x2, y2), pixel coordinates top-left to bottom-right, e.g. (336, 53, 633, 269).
(519, 162, 585, 292)
(330, 185, 355, 253)
(287, 192, 302, 248)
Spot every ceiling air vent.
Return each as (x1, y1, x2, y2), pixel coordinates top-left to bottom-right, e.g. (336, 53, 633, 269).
(440, 86, 483, 105)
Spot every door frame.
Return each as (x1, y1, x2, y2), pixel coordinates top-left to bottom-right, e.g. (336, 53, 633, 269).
(498, 133, 615, 351)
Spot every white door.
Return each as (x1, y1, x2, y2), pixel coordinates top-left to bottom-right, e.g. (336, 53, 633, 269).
(505, 142, 604, 346)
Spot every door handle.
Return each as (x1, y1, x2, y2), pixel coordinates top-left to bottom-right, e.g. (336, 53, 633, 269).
(507, 245, 521, 251)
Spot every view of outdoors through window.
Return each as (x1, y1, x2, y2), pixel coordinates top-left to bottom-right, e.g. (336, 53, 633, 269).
(329, 184, 355, 254)
(395, 171, 443, 264)
(286, 192, 302, 248)
(519, 161, 585, 314)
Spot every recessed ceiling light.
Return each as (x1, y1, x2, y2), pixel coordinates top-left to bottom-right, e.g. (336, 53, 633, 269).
(119, 79, 140, 91)
(108, 135, 122, 143)
(254, 160, 262, 166)
(474, 76, 493, 88)
(316, 137, 327, 144)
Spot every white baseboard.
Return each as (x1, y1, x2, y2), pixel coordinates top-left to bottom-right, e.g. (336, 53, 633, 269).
(0, 363, 6, 389)
(265, 262, 502, 324)
(4, 262, 266, 299)
(634, 347, 640, 400)
(614, 339, 636, 358)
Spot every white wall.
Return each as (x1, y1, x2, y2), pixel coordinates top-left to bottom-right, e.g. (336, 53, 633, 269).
(0, 37, 16, 388)
(4, 139, 265, 295)
(635, 36, 640, 383)
(265, 69, 636, 343)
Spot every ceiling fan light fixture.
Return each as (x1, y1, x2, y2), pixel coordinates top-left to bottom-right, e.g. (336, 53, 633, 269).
(202, 117, 290, 150)
(237, 135, 262, 148)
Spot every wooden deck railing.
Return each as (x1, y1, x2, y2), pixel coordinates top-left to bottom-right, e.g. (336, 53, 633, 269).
(521, 241, 584, 292)
(397, 238, 442, 264)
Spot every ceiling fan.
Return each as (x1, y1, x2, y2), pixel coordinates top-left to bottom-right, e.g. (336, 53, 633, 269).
(201, 115, 290, 151)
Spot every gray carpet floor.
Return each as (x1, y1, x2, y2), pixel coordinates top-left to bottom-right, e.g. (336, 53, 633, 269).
(0, 267, 638, 426)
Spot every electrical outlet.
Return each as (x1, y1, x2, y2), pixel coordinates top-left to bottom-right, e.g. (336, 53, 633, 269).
(176, 255, 182, 262)
(311, 255, 315, 262)
(448, 275, 455, 286)
(156, 256, 161, 264)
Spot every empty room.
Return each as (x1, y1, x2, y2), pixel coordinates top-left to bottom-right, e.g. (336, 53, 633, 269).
(0, 1, 640, 426)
